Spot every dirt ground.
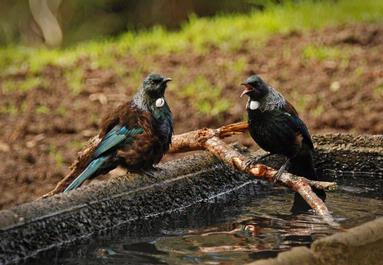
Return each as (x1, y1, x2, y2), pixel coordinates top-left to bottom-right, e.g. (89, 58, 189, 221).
(0, 23, 382, 209)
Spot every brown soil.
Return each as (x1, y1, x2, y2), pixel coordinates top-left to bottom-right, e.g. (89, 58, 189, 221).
(0, 23, 382, 209)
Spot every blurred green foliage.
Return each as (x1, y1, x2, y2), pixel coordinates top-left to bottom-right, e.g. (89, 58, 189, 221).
(1, 0, 383, 118)
(1, 0, 382, 72)
(181, 75, 231, 115)
(303, 45, 349, 61)
(48, 144, 64, 166)
(0, 0, 271, 46)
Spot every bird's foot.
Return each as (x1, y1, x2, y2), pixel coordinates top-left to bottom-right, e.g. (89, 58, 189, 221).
(244, 153, 271, 170)
(140, 169, 156, 178)
(244, 157, 261, 170)
(272, 169, 284, 183)
(139, 166, 162, 178)
(272, 159, 290, 183)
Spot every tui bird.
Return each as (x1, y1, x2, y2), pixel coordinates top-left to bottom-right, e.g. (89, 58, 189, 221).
(64, 73, 173, 192)
(240, 74, 326, 212)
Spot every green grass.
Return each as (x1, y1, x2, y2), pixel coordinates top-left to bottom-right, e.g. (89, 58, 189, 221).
(36, 105, 50, 114)
(1, 0, 382, 74)
(0, 103, 18, 115)
(69, 139, 86, 150)
(55, 105, 68, 116)
(1, 76, 43, 93)
(1, 0, 383, 118)
(303, 45, 349, 61)
(290, 91, 313, 113)
(181, 75, 231, 115)
(374, 84, 383, 98)
(48, 145, 64, 166)
(65, 68, 84, 95)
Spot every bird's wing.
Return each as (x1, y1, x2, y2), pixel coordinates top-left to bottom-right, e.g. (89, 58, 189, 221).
(283, 100, 299, 116)
(93, 125, 144, 158)
(64, 156, 109, 192)
(282, 103, 314, 149)
(64, 125, 143, 192)
(287, 114, 314, 149)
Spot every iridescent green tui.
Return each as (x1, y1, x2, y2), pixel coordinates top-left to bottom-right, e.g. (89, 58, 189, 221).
(64, 73, 173, 192)
(241, 74, 326, 212)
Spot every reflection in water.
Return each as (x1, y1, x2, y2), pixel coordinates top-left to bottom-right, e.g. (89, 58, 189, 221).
(150, 193, 358, 265)
(28, 175, 383, 265)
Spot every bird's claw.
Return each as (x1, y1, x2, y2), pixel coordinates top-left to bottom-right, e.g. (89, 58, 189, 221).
(144, 170, 156, 178)
(244, 153, 272, 170)
(139, 166, 162, 178)
(244, 156, 261, 170)
(272, 170, 283, 183)
(272, 159, 290, 183)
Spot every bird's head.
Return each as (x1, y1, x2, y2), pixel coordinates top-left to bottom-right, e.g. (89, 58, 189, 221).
(134, 73, 172, 118)
(240, 75, 269, 100)
(142, 73, 172, 99)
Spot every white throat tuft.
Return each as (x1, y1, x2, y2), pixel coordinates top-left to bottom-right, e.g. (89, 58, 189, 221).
(155, 97, 165, 107)
(249, 100, 260, 110)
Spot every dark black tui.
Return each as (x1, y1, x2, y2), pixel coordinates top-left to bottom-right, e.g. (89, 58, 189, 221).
(64, 73, 173, 192)
(240, 74, 326, 212)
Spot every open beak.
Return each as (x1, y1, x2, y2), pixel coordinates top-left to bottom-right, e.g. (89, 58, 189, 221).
(240, 83, 253, 97)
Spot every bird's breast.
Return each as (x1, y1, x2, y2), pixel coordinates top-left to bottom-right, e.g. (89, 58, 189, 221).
(155, 117, 173, 145)
(248, 110, 298, 156)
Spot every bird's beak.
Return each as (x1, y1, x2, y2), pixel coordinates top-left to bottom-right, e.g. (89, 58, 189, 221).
(240, 83, 253, 97)
(161, 78, 172, 93)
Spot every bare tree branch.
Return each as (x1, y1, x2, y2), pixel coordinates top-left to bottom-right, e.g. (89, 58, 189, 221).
(170, 122, 336, 218)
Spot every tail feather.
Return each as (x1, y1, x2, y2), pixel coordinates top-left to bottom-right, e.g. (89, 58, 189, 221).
(289, 152, 317, 180)
(289, 151, 326, 213)
(64, 156, 109, 192)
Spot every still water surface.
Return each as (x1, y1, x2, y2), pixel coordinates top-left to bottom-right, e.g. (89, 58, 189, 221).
(31, 173, 383, 265)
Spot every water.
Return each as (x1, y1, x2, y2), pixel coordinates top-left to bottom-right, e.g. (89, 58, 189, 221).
(28, 173, 383, 265)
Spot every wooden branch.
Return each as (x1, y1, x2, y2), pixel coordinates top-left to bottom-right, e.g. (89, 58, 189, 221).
(170, 122, 249, 153)
(170, 122, 337, 219)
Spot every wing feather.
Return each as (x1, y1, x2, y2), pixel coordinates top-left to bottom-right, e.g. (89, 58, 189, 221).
(93, 125, 144, 158)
